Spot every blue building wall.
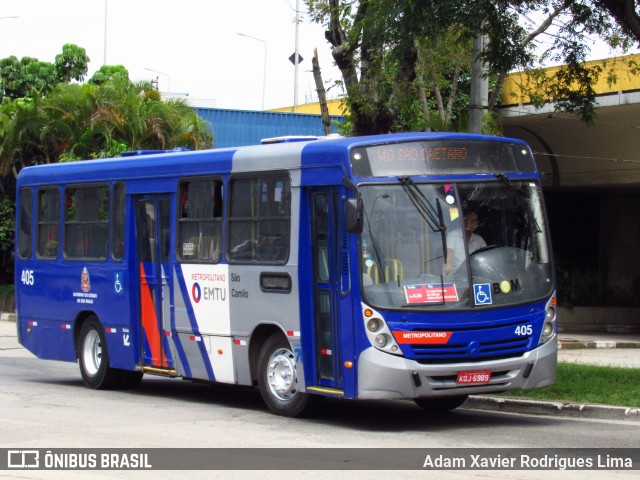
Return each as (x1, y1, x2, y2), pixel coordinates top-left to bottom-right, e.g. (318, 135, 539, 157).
(195, 108, 344, 148)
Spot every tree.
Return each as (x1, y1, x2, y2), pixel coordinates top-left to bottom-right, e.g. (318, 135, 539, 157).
(593, 0, 640, 42)
(306, 0, 535, 134)
(510, 1, 640, 124)
(0, 44, 89, 101)
(0, 56, 56, 100)
(88, 65, 130, 85)
(87, 76, 212, 154)
(0, 197, 13, 283)
(55, 44, 89, 84)
(0, 73, 214, 176)
(306, 0, 639, 134)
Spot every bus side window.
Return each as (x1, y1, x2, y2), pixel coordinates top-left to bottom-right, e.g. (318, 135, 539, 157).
(37, 187, 60, 259)
(228, 175, 290, 264)
(64, 185, 109, 261)
(177, 178, 222, 262)
(18, 188, 33, 259)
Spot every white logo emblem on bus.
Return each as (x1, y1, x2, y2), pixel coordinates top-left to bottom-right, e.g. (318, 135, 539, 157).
(81, 267, 91, 293)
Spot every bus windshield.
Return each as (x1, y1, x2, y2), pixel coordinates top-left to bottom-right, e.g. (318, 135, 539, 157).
(360, 179, 553, 310)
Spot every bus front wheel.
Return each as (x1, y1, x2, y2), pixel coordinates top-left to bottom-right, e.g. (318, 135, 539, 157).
(414, 395, 469, 412)
(78, 316, 122, 390)
(257, 334, 314, 417)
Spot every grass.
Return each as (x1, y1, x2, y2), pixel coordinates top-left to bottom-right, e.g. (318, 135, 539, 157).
(495, 362, 640, 408)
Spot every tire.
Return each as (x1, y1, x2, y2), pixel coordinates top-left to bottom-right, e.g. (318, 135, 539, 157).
(257, 334, 314, 417)
(414, 395, 469, 412)
(78, 317, 122, 389)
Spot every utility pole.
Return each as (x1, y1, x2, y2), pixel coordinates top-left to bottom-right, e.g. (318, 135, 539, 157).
(293, 0, 300, 111)
(103, 0, 108, 65)
(469, 34, 488, 134)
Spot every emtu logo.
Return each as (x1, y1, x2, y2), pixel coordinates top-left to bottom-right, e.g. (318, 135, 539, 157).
(192, 282, 202, 303)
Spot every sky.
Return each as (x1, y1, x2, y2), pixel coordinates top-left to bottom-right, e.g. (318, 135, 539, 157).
(0, 1, 634, 112)
(0, 0, 342, 111)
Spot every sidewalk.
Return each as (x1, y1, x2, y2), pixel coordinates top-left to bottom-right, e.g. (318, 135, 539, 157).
(1, 314, 639, 421)
(557, 332, 640, 368)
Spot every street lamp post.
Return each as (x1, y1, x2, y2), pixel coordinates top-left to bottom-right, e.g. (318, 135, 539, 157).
(293, 0, 300, 111)
(104, 0, 108, 65)
(236, 33, 267, 111)
(144, 67, 171, 94)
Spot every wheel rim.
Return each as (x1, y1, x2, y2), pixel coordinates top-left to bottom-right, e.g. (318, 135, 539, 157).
(266, 348, 297, 401)
(82, 329, 102, 377)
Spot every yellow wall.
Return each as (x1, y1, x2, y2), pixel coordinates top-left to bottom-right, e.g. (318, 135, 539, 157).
(501, 53, 640, 105)
(269, 98, 347, 116)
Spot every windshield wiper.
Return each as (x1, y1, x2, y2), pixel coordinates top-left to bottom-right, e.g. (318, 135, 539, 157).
(399, 177, 444, 233)
(496, 174, 542, 233)
(399, 176, 448, 273)
(496, 174, 543, 261)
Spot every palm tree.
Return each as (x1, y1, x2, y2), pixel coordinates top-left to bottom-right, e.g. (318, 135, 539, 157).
(89, 76, 212, 153)
(0, 71, 214, 179)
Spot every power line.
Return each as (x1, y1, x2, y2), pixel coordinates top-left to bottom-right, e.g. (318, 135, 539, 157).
(533, 150, 640, 165)
(499, 106, 640, 130)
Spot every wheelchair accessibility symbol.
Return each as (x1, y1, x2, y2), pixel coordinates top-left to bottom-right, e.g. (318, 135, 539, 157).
(114, 273, 123, 294)
(474, 283, 492, 305)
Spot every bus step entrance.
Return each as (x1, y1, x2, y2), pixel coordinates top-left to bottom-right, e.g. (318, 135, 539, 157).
(142, 366, 178, 377)
(306, 386, 344, 397)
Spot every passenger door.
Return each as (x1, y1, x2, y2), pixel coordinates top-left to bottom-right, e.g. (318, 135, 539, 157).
(135, 194, 173, 370)
(310, 187, 345, 391)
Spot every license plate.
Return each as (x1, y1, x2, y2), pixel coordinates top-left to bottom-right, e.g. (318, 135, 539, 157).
(456, 370, 492, 385)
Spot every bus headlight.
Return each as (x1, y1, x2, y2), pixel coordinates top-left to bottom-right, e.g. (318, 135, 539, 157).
(362, 303, 403, 356)
(545, 307, 555, 321)
(367, 318, 381, 332)
(375, 334, 388, 348)
(539, 294, 557, 345)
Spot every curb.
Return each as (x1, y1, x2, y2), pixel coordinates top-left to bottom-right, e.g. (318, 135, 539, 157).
(559, 338, 640, 349)
(0, 312, 15, 322)
(465, 395, 640, 422)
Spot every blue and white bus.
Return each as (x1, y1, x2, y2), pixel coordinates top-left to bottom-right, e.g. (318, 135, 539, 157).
(15, 132, 556, 417)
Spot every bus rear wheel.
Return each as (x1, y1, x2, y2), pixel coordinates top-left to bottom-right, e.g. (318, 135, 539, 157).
(78, 317, 122, 389)
(257, 334, 314, 417)
(414, 395, 469, 412)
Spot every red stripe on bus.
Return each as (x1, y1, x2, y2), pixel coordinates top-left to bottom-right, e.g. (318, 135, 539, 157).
(139, 264, 167, 367)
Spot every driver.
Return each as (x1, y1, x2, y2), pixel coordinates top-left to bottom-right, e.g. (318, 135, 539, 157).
(444, 210, 486, 274)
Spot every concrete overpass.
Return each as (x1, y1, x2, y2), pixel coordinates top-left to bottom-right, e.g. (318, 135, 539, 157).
(500, 53, 640, 190)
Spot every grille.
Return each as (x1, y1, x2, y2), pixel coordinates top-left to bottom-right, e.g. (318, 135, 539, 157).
(408, 336, 532, 364)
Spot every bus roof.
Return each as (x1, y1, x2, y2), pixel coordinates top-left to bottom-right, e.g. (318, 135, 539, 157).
(16, 132, 528, 187)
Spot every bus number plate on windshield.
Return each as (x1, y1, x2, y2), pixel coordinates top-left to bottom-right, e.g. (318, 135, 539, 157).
(456, 370, 491, 385)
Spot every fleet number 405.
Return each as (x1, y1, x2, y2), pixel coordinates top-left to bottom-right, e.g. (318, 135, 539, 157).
(20, 269, 35, 285)
(514, 325, 532, 336)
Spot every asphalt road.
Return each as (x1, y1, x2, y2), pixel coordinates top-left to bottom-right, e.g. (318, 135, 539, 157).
(1, 321, 639, 479)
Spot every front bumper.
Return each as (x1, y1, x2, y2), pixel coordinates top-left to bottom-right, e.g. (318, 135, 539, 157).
(357, 335, 557, 400)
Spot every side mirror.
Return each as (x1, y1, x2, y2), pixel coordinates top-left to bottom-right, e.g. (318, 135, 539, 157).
(346, 197, 363, 234)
